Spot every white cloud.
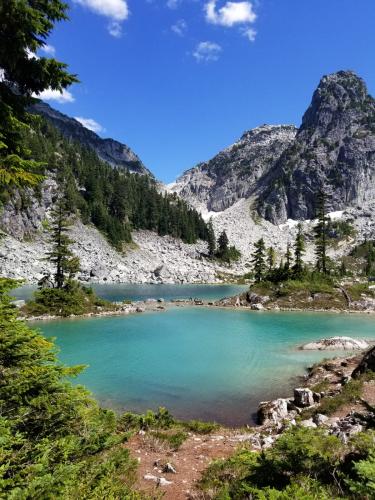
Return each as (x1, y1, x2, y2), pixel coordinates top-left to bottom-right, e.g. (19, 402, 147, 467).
(193, 41, 222, 62)
(171, 19, 187, 36)
(205, 1, 256, 27)
(73, 0, 129, 36)
(33, 88, 75, 104)
(108, 21, 123, 37)
(75, 116, 105, 133)
(40, 44, 56, 56)
(242, 26, 256, 42)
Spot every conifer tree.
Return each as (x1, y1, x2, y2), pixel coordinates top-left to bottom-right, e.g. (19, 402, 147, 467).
(314, 191, 329, 274)
(284, 242, 292, 271)
(217, 231, 229, 257)
(252, 238, 266, 282)
(207, 218, 216, 257)
(267, 246, 276, 271)
(46, 197, 79, 288)
(293, 223, 305, 275)
(0, 0, 77, 187)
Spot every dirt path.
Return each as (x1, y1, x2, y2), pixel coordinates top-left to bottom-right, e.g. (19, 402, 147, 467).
(127, 429, 253, 499)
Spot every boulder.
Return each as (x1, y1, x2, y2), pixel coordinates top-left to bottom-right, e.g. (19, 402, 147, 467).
(313, 413, 329, 426)
(301, 337, 369, 351)
(251, 303, 265, 311)
(294, 388, 315, 407)
(352, 346, 375, 378)
(300, 419, 317, 428)
(258, 398, 289, 425)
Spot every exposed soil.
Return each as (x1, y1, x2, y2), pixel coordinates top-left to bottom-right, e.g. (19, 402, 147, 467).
(127, 429, 254, 499)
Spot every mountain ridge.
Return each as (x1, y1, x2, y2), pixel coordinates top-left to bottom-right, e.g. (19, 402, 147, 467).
(171, 70, 375, 224)
(31, 101, 153, 177)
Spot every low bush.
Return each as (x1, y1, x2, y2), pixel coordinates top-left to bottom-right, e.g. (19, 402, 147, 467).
(198, 426, 375, 498)
(23, 281, 113, 317)
(182, 420, 220, 434)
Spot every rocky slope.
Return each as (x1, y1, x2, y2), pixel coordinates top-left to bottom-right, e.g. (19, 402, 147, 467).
(171, 71, 375, 225)
(31, 101, 152, 176)
(0, 218, 242, 284)
(169, 125, 296, 213)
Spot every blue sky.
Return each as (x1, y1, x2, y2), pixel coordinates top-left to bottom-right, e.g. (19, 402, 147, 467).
(37, 0, 375, 182)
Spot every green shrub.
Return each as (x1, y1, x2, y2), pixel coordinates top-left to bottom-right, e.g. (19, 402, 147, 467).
(0, 278, 139, 498)
(24, 281, 113, 317)
(151, 430, 188, 451)
(182, 419, 219, 434)
(118, 407, 176, 432)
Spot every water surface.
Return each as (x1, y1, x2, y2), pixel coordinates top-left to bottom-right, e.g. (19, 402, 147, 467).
(14, 283, 247, 302)
(35, 307, 375, 426)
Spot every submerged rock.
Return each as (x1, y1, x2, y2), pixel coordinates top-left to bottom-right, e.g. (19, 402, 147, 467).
(301, 337, 369, 351)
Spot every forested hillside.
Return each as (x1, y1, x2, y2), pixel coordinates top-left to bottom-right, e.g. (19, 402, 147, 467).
(2, 117, 209, 248)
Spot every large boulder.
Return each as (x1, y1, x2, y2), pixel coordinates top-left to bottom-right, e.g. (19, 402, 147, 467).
(258, 398, 289, 425)
(301, 337, 369, 351)
(352, 346, 375, 378)
(294, 388, 315, 407)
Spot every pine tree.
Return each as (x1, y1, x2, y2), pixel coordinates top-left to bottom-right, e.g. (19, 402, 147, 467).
(217, 231, 229, 257)
(267, 246, 276, 271)
(284, 242, 292, 271)
(207, 218, 216, 257)
(293, 223, 305, 275)
(252, 238, 266, 282)
(314, 190, 329, 274)
(0, 0, 77, 187)
(46, 197, 79, 288)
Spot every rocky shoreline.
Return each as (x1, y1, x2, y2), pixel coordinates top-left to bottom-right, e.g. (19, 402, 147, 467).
(246, 345, 375, 450)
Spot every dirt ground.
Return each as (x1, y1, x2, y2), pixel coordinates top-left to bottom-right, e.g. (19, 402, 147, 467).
(127, 429, 253, 499)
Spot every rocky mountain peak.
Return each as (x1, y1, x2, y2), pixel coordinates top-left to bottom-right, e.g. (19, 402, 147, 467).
(301, 70, 373, 135)
(258, 71, 375, 223)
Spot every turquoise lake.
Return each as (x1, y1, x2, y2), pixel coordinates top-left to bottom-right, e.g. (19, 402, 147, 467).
(35, 306, 375, 426)
(14, 283, 248, 302)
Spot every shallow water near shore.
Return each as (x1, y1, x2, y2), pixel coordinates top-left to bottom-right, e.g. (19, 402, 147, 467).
(35, 306, 375, 426)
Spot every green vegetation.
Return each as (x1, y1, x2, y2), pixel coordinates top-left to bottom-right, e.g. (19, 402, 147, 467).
(24, 281, 113, 317)
(327, 219, 356, 241)
(18, 118, 209, 247)
(0, 278, 140, 498)
(303, 373, 374, 418)
(314, 190, 329, 274)
(213, 230, 241, 263)
(198, 426, 375, 499)
(119, 408, 219, 436)
(24, 195, 113, 317)
(151, 430, 188, 451)
(251, 238, 266, 282)
(0, 0, 77, 189)
(0, 0, 208, 249)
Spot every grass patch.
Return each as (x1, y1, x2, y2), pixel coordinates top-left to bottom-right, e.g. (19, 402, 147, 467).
(305, 378, 363, 417)
(151, 430, 188, 451)
(310, 379, 331, 393)
(181, 420, 220, 434)
(346, 283, 375, 300)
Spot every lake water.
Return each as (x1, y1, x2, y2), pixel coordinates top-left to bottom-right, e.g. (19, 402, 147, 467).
(13, 283, 248, 302)
(34, 306, 375, 426)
